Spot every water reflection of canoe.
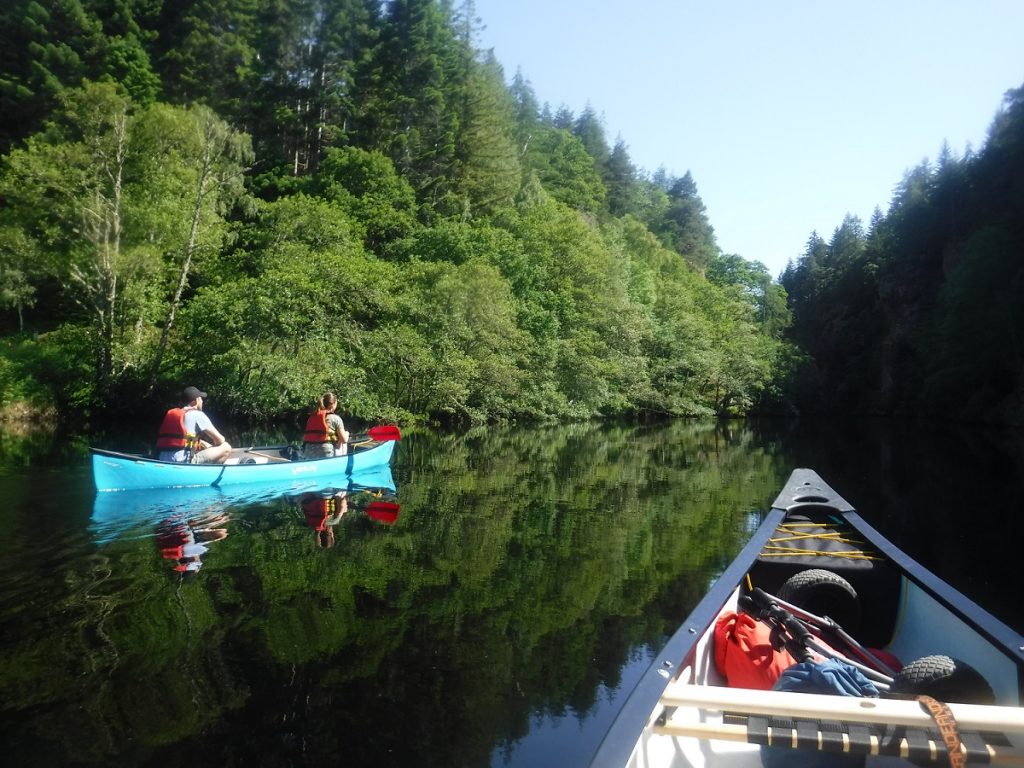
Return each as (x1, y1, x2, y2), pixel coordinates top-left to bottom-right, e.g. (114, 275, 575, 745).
(590, 468, 1024, 768)
(91, 428, 398, 491)
(91, 464, 396, 544)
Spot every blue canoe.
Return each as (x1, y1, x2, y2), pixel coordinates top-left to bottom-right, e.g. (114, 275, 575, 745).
(90, 464, 396, 544)
(91, 438, 396, 492)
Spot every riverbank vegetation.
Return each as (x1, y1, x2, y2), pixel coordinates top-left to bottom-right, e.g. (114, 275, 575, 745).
(0, 0, 791, 430)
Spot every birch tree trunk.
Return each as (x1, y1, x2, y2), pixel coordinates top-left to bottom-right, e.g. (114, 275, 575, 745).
(146, 108, 251, 393)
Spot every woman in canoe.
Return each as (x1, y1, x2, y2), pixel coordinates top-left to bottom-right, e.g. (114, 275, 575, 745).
(302, 392, 350, 459)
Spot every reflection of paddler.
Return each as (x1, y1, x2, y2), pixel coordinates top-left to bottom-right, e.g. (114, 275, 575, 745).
(155, 514, 229, 572)
(301, 492, 348, 548)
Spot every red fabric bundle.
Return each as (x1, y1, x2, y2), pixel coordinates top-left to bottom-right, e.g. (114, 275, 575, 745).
(713, 611, 799, 689)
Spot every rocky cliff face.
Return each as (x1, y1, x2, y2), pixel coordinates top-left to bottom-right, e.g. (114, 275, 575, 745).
(873, 251, 945, 415)
(873, 233, 1024, 426)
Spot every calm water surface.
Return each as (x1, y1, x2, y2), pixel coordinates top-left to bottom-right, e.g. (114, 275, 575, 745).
(1, 418, 1022, 767)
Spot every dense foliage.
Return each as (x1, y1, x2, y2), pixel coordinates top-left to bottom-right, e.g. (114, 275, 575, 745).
(780, 83, 1024, 425)
(0, 0, 791, 429)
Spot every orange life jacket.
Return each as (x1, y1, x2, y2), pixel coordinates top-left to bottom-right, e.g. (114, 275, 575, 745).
(302, 495, 341, 530)
(156, 408, 196, 450)
(303, 409, 334, 443)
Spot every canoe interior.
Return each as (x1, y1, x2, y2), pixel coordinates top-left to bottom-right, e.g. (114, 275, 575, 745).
(592, 469, 1024, 768)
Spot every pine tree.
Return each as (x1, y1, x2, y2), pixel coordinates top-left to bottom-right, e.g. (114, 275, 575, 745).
(508, 69, 540, 135)
(153, 0, 259, 121)
(655, 171, 718, 269)
(605, 137, 638, 216)
(572, 103, 610, 169)
(353, 0, 463, 212)
(453, 50, 521, 216)
(0, 0, 159, 151)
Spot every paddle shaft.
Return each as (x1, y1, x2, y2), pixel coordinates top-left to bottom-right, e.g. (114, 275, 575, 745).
(745, 589, 895, 684)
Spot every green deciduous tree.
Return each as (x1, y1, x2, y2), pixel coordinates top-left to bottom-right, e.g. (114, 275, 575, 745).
(307, 146, 419, 249)
(1, 82, 138, 385)
(175, 194, 399, 421)
(522, 126, 605, 213)
(0, 82, 251, 404)
(0, 226, 39, 331)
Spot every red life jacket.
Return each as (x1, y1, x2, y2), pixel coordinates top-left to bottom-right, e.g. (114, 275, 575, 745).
(156, 408, 194, 450)
(303, 409, 333, 443)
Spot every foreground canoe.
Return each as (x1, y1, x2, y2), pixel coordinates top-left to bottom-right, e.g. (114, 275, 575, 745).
(91, 438, 395, 491)
(590, 468, 1024, 767)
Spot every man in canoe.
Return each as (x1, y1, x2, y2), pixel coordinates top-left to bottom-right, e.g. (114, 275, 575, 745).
(156, 386, 233, 464)
(302, 392, 350, 459)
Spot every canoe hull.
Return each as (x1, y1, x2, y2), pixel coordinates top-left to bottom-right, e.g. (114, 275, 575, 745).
(91, 440, 395, 491)
(590, 468, 1024, 768)
(90, 463, 396, 544)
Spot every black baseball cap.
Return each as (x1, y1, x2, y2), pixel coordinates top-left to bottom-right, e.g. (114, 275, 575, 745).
(183, 386, 207, 402)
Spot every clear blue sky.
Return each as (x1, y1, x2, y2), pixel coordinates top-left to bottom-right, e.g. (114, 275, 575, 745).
(471, 0, 1024, 277)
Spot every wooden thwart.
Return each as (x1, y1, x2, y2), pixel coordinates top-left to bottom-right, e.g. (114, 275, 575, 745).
(654, 684, 1024, 766)
(242, 450, 291, 463)
(659, 683, 1024, 733)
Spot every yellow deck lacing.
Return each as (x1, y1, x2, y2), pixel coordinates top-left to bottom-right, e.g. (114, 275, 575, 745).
(760, 523, 882, 561)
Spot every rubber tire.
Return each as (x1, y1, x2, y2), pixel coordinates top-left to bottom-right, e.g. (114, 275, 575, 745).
(891, 654, 995, 704)
(776, 568, 861, 635)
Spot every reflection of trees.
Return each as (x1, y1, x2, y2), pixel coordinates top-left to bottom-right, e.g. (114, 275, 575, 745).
(3, 422, 789, 766)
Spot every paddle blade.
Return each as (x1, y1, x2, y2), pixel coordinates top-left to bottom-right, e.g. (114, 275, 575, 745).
(366, 425, 401, 442)
(366, 501, 400, 524)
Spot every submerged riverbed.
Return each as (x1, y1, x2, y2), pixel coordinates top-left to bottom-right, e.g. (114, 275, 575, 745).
(1, 418, 1021, 766)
